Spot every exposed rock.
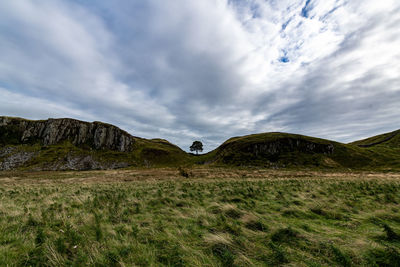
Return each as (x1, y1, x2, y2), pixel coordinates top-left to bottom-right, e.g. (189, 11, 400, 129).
(0, 116, 190, 171)
(0, 146, 37, 171)
(214, 135, 337, 166)
(243, 138, 335, 156)
(0, 146, 16, 157)
(218, 137, 334, 157)
(43, 154, 129, 171)
(0, 117, 136, 152)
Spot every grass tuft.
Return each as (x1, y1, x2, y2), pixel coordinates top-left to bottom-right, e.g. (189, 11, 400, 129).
(245, 220, 268, 232)
(0, 168, 399, 266)
(211, 243, 236, 266)
(271, 227, 300, 244)
(383, 223, 400, 241)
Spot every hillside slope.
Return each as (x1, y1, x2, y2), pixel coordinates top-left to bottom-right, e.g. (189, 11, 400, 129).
(0, 117, 188, 170)
(349, 129, 400, 170)
(350, 129, 400, 148)
(199, 132, 391, 169)
(1, 116, 399, 171)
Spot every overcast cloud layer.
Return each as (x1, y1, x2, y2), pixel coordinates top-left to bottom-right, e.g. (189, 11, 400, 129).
(1, 0, 399, 151)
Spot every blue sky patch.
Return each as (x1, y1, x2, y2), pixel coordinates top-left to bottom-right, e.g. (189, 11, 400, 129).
(279, 56, 290, 63)
(281, 17, 293, 31)
(301, 0, 312, 18)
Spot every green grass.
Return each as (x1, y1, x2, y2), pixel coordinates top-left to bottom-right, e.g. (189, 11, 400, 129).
(351, 130, 400, 148)
(1, 168, 399, 266)
(349, 130, 400, 170)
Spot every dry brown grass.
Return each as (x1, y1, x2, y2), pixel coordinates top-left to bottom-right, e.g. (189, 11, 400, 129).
(1, 167, 400, 186)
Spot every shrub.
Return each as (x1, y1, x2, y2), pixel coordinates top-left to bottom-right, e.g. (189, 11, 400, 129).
(178, 166, 190, 178)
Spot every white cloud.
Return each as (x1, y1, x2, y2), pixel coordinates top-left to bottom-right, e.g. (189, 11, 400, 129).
(0, 0, 399, 151)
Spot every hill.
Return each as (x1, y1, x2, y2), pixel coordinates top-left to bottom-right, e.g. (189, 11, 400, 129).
(0, 116, 188, 170)
(349, 129, 400, 170)
(198, 132, 376, 169)
(350, 129, 400, 148)
(1, 116, 399, 171)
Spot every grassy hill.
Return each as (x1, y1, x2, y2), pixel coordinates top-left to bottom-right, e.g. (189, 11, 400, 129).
(0, 116, 190, 170)
(22, 138, 189, 170)
(349, 129, 400, 171)
(351, 129, 400, 148)
(193, 131, 400, 170)
(197, 132, 399, 170)
(1, 116, 400, 170)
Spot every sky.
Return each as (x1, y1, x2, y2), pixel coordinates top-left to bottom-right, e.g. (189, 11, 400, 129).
(0, 0, 399, 152)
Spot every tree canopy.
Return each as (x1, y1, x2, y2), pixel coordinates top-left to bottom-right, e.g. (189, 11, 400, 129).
(190, 141, 203, 154)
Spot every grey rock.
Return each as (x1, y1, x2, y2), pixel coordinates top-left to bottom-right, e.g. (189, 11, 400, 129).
(215, 136, 336, 166)
(0, 147, 36, 171)
(0, 117, 136, 152)
(0, 146, 16, 157)
(244, 138, 335, 156)
(42, 154, 129, 171)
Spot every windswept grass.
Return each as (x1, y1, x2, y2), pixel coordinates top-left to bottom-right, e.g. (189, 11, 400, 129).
(0, 168, 399, 266)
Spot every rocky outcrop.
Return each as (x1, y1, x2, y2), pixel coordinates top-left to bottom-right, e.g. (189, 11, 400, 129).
(40, 154, 129, 171)
(242, 138, 335, 156)
(0, 145, 130, 171)
(0, 117, 136, 152)
(218, 137, 334, 157)
(0, 147, 37, 171)
(213, 134, 337, 166)
(0, 116, 191, 171)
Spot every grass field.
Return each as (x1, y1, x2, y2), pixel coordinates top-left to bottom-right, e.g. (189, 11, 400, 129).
(1, 168, 400, 266)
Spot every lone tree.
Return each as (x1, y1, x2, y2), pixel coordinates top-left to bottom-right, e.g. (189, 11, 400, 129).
(190, 141, 203, 155)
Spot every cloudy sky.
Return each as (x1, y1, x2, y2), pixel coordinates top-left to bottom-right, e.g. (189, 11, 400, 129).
(1, 0, 399, 151)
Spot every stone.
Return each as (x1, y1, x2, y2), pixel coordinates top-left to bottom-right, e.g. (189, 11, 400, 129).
(0, 117, 135, 152)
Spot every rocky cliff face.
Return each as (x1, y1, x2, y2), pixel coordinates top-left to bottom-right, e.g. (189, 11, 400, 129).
(0, 146, 37, 171)
(218, 137, 334, 156)
(0, 117, 135, 152)
(0, 116, 190, 171)
(242, 138, 335, 156)
(213, 134, 337, 167)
